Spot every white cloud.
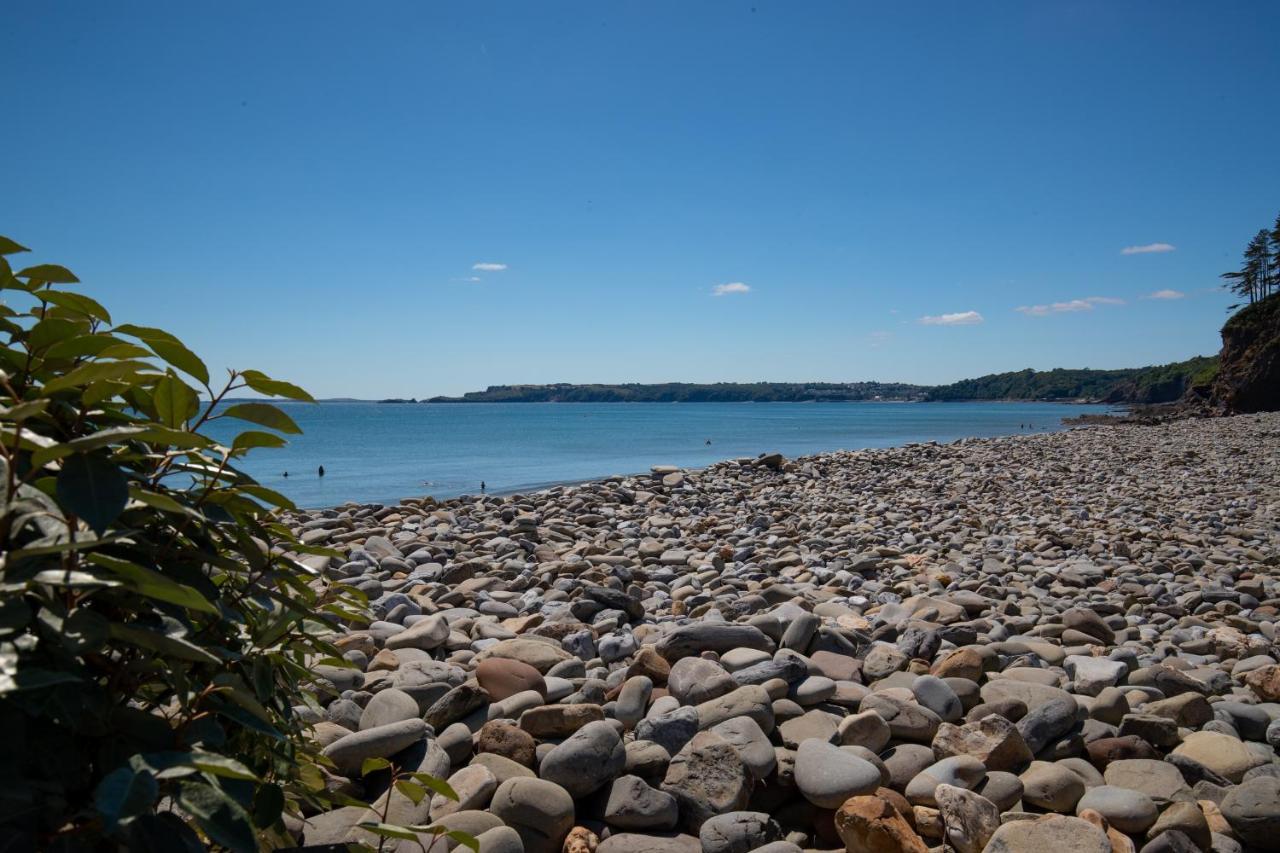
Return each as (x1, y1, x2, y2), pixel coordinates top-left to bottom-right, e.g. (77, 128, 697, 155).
(1121, 242, 1176, 255)
(1147, 289, 1185, 300)
(472, 262, 508, 271)
(920, 311, 984, 326)
(713, 282, 751, 296)
(1016, 296, 1125, 317)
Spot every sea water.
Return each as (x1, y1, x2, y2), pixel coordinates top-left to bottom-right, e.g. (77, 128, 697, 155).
(204, 401, 1110, 508)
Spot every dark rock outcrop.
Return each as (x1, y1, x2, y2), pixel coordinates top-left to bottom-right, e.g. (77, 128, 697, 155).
(1212, 292, 1280, 413)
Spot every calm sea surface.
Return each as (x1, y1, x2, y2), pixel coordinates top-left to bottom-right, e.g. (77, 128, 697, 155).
(204, 401, 1110, 509)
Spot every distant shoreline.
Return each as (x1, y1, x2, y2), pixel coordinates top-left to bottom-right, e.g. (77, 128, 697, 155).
(282, 397, 1111, 405)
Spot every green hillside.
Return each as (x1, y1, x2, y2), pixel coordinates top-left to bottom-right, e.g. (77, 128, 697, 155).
(924, 356, 1218, 403)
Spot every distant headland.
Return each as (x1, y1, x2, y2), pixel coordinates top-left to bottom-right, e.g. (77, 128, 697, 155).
(402, 354, 1218, 405)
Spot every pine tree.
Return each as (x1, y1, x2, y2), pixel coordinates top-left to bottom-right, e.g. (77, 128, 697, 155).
(1269, 211, 1280, 299)
(1245, 230, 1271, 301)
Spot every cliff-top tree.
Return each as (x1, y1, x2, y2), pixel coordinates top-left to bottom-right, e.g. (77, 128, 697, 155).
(1221, 218, 1278, 307)
(0, 235, 372, 850)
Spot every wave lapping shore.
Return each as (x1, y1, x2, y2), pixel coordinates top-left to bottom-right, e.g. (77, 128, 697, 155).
(285, 413, 1280, 852)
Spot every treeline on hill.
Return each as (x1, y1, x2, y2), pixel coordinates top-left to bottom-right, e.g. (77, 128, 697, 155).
(428, 381, 930, 403)
(425, 357, 1219, 405)
(1220, 209, 1280, 307)
(924, 355, 1219, 404)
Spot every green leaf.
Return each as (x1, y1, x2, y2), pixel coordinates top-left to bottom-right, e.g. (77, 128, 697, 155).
(408, 772, 459, 801)
(445, 830, 480, 852)
(297, 763, 325, 792)
(220, 402, 301, 435)
(33, 425, 150, 468)
(27, 317, 84, 353)
(109, 623, 221, 665)
(31, 568, 119, 588)
(0, 424, 57, 454)
(239, 484, 296, 511)
(230, 430, 287, 451)
(7, 668, 83, 692)
(0, 399, 49, 421)
(176, 781, 256, 853)
(43, 332, 125, 360)
(87, 553, 218, 614)
(410, 826, 480, 852)
(115, 324, 209, 385)
(356, 823, 419, 842)
(128, 485, 200, 518)
(61, 607, 110, 655)
(130, 751, 201, 781)
(154, 374, 199, 428)
(16, 263, 79, 283)
(0, 236, 30, 255)
(213, 704, 284, 741)
(251, 783, 284, 829)
(94, 766, 158, 832)
(83, 379, 130, 407)
(239, 369, 315, 402)
(43, 359, 151, 394)
(361, 757, 391, 776)
(394, 779, 427, 806)
(129, 425, 214, 449)
(56, 452, 129, 533)
(41, 290, 112, 323)
(210, 673, 275, 725)
(189, 751, 259, 781)
(148, 339, 210, 387)
(98, 342, 154, 360)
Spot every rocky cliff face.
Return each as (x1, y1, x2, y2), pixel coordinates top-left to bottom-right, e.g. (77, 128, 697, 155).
(1212, 292, 1280, 413)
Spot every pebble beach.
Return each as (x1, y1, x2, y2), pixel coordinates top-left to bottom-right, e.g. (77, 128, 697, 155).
(287, 412, 1280, 853)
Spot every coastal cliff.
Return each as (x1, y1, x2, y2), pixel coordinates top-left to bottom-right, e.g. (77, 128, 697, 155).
(1212, 292, 1280, 413)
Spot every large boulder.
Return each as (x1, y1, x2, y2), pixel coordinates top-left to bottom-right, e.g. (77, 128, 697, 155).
(660, 731, 752, 832)
(538, 719, 626, 798)
(1221, 775, 1280, 849)
(321, 718, 426, 775)
(833, 795, 929, 853)
(655, 624, 774, 662)
(488, 777, 575, 853)
(983, 814, 1110, 853)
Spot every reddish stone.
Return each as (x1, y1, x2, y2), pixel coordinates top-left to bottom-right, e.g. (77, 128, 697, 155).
(627, 646, 672, 686)
(1086, 735, 1158, 770)
(476, 657, 547, 702)
(835, 794, 929, 853)
(476, 720, 536, 767)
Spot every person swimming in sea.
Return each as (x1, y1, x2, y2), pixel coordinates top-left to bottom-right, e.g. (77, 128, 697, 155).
(283, 471, 289, 478)
(480, 480, 486, 492)
(318, 465, 325, 477)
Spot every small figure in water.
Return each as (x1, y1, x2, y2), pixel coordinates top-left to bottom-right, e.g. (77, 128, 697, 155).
(480, 480, 486, 492)
(283, 471, 289, 478)
(705, 439, 712, 445)
(318, 465, 326, 477)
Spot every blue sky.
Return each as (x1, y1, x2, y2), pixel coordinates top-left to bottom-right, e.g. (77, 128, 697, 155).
(6, 2, 1279, 397)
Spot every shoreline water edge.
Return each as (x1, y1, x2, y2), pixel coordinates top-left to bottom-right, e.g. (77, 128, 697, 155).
(282, 412, 1280, 851)
(208, 400, 1113, 509)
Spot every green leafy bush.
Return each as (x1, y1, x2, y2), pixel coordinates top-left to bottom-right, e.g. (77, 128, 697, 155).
(0, 236, 372, 849)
